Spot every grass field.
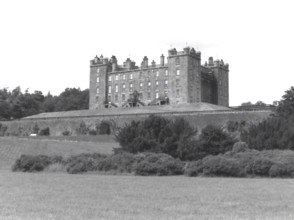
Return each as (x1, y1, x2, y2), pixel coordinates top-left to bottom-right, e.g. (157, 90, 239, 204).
(0, 136, 117, 170)
(2, 137, 294, 219)
(1, 170, 294, 220)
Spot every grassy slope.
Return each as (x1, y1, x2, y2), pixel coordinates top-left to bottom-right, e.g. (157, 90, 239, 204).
(0, 136, 117, 170)
(1, 171, 294, 220)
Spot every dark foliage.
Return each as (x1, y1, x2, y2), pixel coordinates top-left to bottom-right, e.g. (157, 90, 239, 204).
(184, 160, 203, 177)
(65, 153, 106, 174)
(0, 87, 89, 120)
(39, 127, 50, 136)
(115, 115, 197, 158)
(132, 153, 184, 176)
(12, 154, 60, 172)
(98, 121, 111, 135)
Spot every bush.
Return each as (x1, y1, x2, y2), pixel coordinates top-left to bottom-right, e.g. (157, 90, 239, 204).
(247, 157, 274, 176)
(202, 155, 246, 177)
(12, 155, 54, 172)
(98, 152, 137, 173)
(231, 142, 249, 153)
(115, 115, 197, 158)
(76, 121, 89, 135)
(184, 160, 203, 177)
(65, 153, 106, 174)
(133, 153, 184, 176)
(0, 123, 8, 136)
(39, 127, 50, 136)
(89, 129, 97, 136)
(269, 163, 294, 177)
(62, 130, 71, 136)
(98, 120, 111, 135)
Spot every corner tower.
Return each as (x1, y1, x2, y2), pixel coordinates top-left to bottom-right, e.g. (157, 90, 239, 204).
(89, 55, 110, 109)
(167, 47, 202, 105)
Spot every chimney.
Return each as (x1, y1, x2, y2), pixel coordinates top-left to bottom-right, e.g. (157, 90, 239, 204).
(111, 56, 117, 71)
(151, 60, 156, 67)
(160, 54, 165, 66)
(208, 57, 214, 66)
(143, 56, 148, 68)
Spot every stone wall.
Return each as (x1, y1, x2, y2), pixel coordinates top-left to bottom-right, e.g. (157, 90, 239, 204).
(0, 110, 272, 136)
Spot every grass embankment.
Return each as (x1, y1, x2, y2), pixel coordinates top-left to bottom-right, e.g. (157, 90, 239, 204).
(0, 136, 117, 170)
(1, 170, 294, 220)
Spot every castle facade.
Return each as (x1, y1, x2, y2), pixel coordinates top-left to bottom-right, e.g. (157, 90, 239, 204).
(89, 47, 229, 109)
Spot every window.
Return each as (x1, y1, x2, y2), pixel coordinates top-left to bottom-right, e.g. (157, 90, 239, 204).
(95, 96, 99, 102)
(130, 73, 133, 80)
(115, 94, 118, 102)
(156, 92, 159, 99)
(176, 57, 180, 65)
(122, 94, 126, 101)
(130, 83, 133, 92)
(164, 80, 168, 89)
(139, 72, 143, 78)
(115, 84, 118, 93)
(176, 89, 180, 96)
(155, 81, 159, 86)
(165, 70, 168, 76)
(115, 75, 119, 81)
(108, 96, 111, 102)
(122, 74, 126, 80)
(96, 76, 99, 83)
(176, 79, 180, 87)
(109, 76, 112, 81)
(122, 83, 126, 91)
(97, 68, 100, 73)
(156, 71, 159, 77)
(148, 81, 151, 86)
(164, 91, 168, 98)
(96, 87, 99, 94)
(147, 92, 151, 100)
(176, 69, 180, 76)
(140, 82, 143, 90)
(108, 86, 111, 93)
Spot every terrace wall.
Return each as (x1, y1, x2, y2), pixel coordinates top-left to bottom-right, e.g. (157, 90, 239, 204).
(0, 110, 272, 136)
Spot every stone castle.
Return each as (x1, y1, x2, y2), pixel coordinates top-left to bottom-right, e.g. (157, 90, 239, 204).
(89, 47, 229, 109)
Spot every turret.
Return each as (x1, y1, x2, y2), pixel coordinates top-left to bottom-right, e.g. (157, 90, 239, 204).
(208, 57, 214, 66)
(141, 56, 148, 68)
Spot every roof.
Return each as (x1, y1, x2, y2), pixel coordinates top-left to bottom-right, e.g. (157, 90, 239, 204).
(22, 103, 232, 120)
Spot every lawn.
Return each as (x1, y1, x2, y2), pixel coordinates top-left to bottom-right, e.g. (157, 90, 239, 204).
(0, 136, 117, 170)
(1, 170, 294, 220)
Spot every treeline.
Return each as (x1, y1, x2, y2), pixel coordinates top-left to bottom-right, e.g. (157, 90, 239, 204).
(0, 87, 89, 120)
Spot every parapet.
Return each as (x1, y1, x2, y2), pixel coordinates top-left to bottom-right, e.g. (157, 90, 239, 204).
(206, 57, 229, 69)
(168, 47, 201, 59)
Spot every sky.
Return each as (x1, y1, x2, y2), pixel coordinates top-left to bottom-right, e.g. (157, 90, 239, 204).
(0, 0, 293, 106)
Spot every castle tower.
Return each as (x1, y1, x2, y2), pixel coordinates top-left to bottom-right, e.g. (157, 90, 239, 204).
(89, 55, 110, 109)
(206, 57, 229, 106)
(167, 47, 202, 105)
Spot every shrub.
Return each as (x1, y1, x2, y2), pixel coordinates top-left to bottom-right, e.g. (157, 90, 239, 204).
(98, 152, 137, 173)
(0, 123, 8, 136)
(202, 155, 245, 177)
(65, 153, 106, 174)
(133, 153, 184, 176)
(199, 125, 237, 156)
(45, 163, 66, 172)
(12, 155, 53, 172)
(231, 142, 249, 153)
(76, 121, 89, 135)
(39, 127, 50, 136)
(115, 115, 197, 158)
(269, 163, 294, 177)
(89, 129, 97, 136)
(184, 160, 203, 177)
(98, 120, 111, 135)
(62, 130, 71, 136)
(247, 157, 274, 176)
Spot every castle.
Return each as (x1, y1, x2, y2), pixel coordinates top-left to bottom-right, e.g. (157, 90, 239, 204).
(89, 47, 229, 109)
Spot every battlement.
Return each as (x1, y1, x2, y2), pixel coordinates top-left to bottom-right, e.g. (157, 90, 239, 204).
(168, 47, 201, 59)
(204, 57, 229, 69)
